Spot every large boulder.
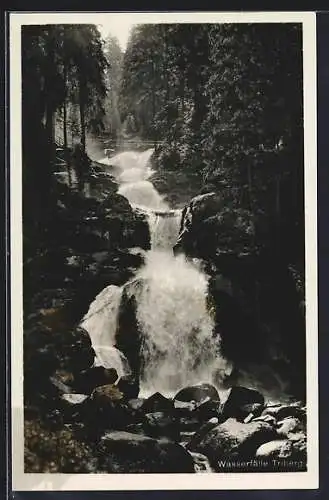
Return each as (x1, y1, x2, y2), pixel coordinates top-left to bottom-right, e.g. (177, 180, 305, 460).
(191, 418, 277, 467)
(262, 402, 306, 422)
(114, 278, 145, 383)
(221, 386, 265, 422)
(193, 399, 222, 423)
(174, 383, 219, 405)
(142, 392, 174, 414)
(276, 416, 305, 438)
(256, 435, 307, 463)
(24, 323, 95, 404)
(174, 192, 306, 402)
(174, 193, 255, 259)
(174, 384, 221, 425)
(58, 188, 150, 252)
(116, 375, 140, 399)
(97, 431, 195, 473)
(73, 366, 118, 395)
(96, 193, 150, 250)
(77, 384, 137, 440)
(91, 384, 124, 404)
(143, 412, 180, 441)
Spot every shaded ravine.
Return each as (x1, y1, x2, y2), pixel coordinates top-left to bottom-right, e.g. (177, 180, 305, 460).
(81, 148, 228, 397)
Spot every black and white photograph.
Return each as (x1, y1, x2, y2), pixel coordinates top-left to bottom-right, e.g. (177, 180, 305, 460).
(9, 11, 318, 490)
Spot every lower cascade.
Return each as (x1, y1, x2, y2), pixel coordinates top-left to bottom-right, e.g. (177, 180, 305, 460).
(81, 149, 224, 396)
(136, 250, 218, 395)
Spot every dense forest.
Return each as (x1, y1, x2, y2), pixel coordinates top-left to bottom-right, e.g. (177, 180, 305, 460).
(23, 22, 304, 270)
(22, 22, 306, 474)
(119, 23, 304, 268)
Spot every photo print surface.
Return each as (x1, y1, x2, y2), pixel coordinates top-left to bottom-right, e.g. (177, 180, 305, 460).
(10, 11, 318, 491)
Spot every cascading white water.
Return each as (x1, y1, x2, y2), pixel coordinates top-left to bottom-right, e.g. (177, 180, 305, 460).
(118, 181, 166, 210)
(136, 251, 219, 395)
(82, 148, 224, 396)
(82, 284, 122, 348)
(143, 210, 181, 250)
(81, 285, 132, 378)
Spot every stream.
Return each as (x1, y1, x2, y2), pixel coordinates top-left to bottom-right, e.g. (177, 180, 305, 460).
(81, 148, 230, 397)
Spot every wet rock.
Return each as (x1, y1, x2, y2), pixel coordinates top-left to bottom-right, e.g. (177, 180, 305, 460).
(192, 418, 277, 465)
(49, 370, 75, 394)
(91, 384, 124, 403)
(176, 193, 306, 398)
(98, 431, 195, 473)
(175, 193, 255, 259)
(115, 279, 144, 381)
(194, 399, 222, 422)
(143, 412, 180, 441)
(117, 376, 139, 399)
(73, 366, 118, 395)
(252, 414, 277, 426)
(173, 386, 221, 430)
(289, 435, 307, 460)
(79, 384, 137, 438)
(174, 383, 219, 405)
(221, 386, 265, 422)
(276, 416, 305, 438)
(189, 452, 214, 473)
(174, 399, 197, 412)
(256, 435, 307, 462)
(262, 403, 306, 422)
(123, 398, 146, 423)
(142, 392, 174, 414)
(100, 193, 132, 213)
(61, 393, 89, 405)
(256, 439, 295, 458)
(60, 327, 96, 374)
(186, 417, 219, 450)
(125, 422, 146, 436)
(95, 193, 150, 251)
(178, 416, 203, 432)
(127, 398, 145, 412)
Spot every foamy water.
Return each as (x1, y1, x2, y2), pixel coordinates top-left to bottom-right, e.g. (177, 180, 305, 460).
(82, 148, 224, 395)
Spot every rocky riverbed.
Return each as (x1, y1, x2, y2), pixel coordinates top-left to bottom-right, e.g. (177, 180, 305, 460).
(24, 345, 307, 473)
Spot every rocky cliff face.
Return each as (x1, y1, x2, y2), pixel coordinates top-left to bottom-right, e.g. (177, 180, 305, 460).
(174, 192, 306, 401)
(24, 184, 150, 323)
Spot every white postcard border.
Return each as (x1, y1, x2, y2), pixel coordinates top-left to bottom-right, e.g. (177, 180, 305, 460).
(10, 11, 318, 491)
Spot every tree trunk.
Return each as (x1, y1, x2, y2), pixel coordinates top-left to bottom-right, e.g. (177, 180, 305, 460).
(63, 102, 68, 150)
(79, 100, 86, 152)
(79, 74, 86, 152)
(162, 26, 171, 131)
(151, 59, 156, 141)
(62, 64, 72, 187)
(44, 29, 56, 171)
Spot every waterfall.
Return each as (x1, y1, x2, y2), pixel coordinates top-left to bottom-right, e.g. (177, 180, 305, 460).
(82, 148, 223, 396)
(118, 181, 166, 210)
(143, 209, 181, 250)
(136, 251, 218, 395)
